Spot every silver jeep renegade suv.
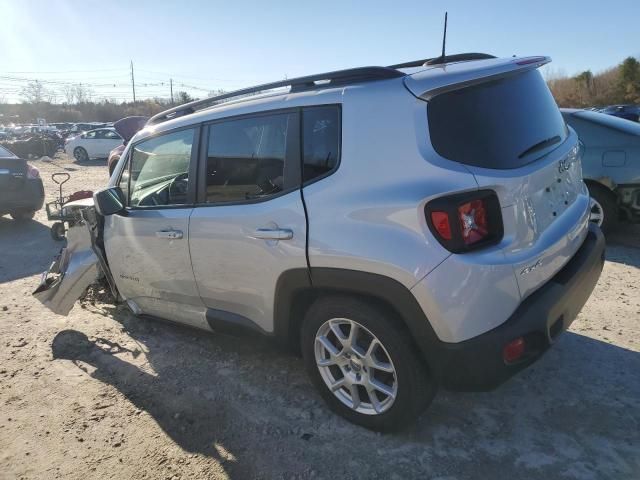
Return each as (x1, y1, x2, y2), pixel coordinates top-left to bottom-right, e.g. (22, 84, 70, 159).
(35, 53, 605, 431)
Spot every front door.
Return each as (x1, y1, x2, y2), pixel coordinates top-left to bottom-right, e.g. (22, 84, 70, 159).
(104, 126, 208, 329)
(189, 110, 307, 333)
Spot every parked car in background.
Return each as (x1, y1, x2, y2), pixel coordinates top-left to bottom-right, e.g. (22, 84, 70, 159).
(561, 108, 640, 232)
(107, 116, 148, 176)
(35, 54, 604, 431)
(599, 105, 640, 123)
(65, 128, 123, 161)
(0, 145, 44, 220)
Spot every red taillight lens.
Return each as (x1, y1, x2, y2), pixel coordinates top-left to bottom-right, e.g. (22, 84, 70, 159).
(430, 211, 452, 240)
(425, 190, 503, 253)
(458, 199, 489, 245)
(26, 163, 40, 179)
(503, 337, 526, 363)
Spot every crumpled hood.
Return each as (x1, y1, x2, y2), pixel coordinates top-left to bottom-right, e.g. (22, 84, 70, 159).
(113, 116, 149, 143)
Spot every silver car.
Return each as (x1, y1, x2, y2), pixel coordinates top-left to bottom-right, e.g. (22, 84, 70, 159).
(35, 54, 605, 431)
(561, 109, 640, 232)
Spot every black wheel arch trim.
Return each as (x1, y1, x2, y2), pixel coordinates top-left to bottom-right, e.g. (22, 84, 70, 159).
(273, 267, 444, 371)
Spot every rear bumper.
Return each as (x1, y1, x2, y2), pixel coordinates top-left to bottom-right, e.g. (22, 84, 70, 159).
(435, 223, 605, 391)
(0, 179, 44, 213)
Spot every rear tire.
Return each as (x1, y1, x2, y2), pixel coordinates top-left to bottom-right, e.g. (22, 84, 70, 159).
(73, 147, 89, 162)
(10, 210, 36, 221)
(587, 183, 618, 234)
(301, 295, 436, 432)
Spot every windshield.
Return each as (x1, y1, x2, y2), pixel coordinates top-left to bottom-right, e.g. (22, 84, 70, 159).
(428, 69, 568, 169)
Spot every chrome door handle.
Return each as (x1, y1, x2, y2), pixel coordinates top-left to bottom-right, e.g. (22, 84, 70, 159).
(251, 228, 293, 240)
(156, 229, 183, 240)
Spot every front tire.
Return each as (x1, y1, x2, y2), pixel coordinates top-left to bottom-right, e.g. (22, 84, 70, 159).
(587, 183, 618, 234)
(301, 296, 436, 432)
(73, 147, 89, 162)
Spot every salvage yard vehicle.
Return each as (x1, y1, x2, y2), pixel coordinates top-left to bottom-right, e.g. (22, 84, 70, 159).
(599, 104, 640, 123)
(561, 108, 640, 232)
(35, 53, 605, 431)
(64, 127, 123, 162)
(0, 145, 44, 220)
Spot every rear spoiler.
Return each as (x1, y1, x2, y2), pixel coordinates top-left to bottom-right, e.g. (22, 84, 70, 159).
(404, 56, 551, 101)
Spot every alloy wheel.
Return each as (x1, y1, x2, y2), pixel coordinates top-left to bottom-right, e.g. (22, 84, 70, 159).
(314, 318, 398, 415)
(589, 196, 604, 226)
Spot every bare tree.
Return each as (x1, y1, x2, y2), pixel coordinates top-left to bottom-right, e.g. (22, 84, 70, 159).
(74, 84, 94, 103)
(21, 81, 48, 103)
(60, 84, 76, 104)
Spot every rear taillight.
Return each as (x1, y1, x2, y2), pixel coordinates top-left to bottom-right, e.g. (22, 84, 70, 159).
(425, 190, 503, 253)
(26, 163, 40, 179)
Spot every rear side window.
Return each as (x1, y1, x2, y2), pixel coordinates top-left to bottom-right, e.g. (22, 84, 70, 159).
(205, 112, 294, 203)
(303, 106, 340, 182)
(428, 70, 567, 169)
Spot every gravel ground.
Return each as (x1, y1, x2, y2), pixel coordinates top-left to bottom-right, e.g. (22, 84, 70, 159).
(0, 154, 639, 480)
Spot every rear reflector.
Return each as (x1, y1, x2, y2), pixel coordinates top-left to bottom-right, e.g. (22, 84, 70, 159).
(503, 337, 526, 363)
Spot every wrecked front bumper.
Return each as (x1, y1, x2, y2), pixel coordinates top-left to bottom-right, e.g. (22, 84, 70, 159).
(33, 219, 101, 315)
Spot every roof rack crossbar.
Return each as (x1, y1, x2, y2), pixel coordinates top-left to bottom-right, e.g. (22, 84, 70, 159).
(147, 66, 405, 126)
(388, 52, 496, 69)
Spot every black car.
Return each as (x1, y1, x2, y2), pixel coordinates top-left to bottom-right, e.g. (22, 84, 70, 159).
(0, 145, 44, 220)
(600, 105, 640, 122)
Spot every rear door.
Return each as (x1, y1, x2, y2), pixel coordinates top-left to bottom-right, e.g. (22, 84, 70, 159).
(424, 68, 590, 299)
(82, 130, 99, 157)
(188, 109, 307, 333)
(104, 127, 208, 329)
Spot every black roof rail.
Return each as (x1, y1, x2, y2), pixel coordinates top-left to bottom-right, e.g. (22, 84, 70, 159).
(147, 66, 405, 126)
(388, 52, 496, 69)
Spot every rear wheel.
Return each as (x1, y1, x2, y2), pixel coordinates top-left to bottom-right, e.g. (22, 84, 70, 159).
(301, 296, 436, 432)
(587, 183, 618, 234)
(10, 210, 36, 221)
(73, 147, 89, 162)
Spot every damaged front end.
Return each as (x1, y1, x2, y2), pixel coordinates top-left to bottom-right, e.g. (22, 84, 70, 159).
(33, 206, 118, 315)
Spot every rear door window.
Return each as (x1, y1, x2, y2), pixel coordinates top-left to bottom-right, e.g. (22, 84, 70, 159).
(204, 112, 297, 203)
(428, 70, 568, 169)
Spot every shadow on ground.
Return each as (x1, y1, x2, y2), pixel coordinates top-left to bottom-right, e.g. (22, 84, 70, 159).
(0, 216, 60, 283)
(51, 301, 640, 479)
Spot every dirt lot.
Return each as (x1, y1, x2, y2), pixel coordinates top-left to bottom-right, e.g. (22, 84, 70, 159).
(0, 154, 638, 480)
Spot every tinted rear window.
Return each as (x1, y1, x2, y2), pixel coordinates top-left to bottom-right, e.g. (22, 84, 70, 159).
(428, 70, 567, 169)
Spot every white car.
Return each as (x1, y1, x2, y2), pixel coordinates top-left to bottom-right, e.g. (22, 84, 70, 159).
(65, 128, 123, 162)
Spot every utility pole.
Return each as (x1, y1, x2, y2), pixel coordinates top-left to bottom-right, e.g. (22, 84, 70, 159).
(130, 60, 136, 103)
(170, 78, 174, 105)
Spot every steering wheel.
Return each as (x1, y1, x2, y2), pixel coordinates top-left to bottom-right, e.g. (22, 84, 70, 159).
(167, 173, 189, 204)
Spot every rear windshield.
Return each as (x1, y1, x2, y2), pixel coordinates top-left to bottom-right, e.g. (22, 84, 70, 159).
(428, 69, 568, 169)
(0, 145, 16, 157)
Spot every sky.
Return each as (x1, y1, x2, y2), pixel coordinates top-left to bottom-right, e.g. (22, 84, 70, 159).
(0, 0, 639, 103)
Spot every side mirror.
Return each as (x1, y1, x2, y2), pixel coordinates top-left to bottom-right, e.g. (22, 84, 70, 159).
(94, 187, 126, 216)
